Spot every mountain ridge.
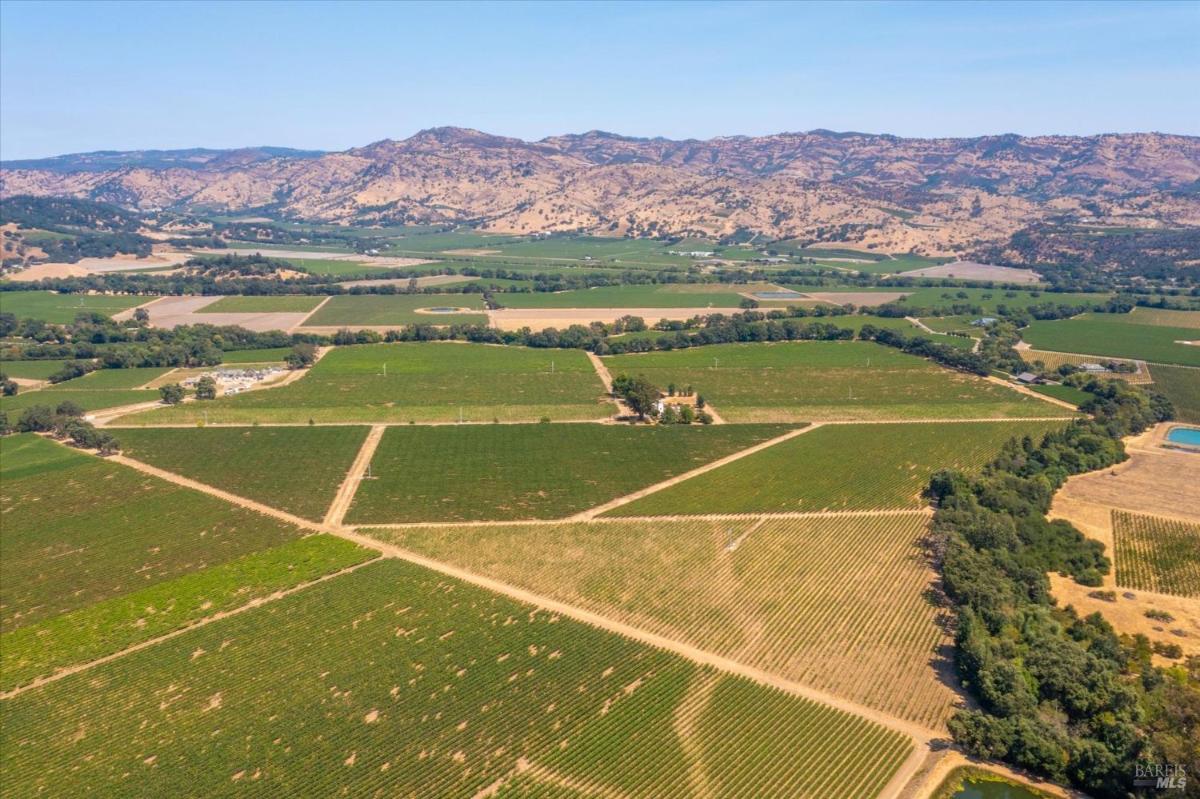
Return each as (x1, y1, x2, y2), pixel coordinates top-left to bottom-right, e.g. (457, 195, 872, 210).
(3, 127, 1198, 255)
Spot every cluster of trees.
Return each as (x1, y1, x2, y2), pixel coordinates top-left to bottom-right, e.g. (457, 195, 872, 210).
(972, 224, 1200, 284)
(609, 373, 712, 424)
(0, 196, 153, 264)
(928, 378, 1195, 797)
(858, 325, 992, 375)
(2, 401, 119, 454)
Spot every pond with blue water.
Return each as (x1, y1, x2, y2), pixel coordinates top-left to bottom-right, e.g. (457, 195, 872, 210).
(1166, 426, 1200, 447)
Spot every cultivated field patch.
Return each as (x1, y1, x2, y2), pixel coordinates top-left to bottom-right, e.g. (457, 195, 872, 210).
(603, 341, 1055, 422)
(198, 295, 325, 314)
(1, 559, 912, 799)
(1023, 314, 1200, 367)
(0, 359, 70, 380)
(0, 290, 147, 323)
(1149, 365, 1200, 423)
(494, 284, 762, 309)
(0, 435, 308, 633)
(120, 342, 613, 424)
(1020, 349, 1153, 383)
(1112, 510, 1200, 598)
(0, 387, 158, 415)
(301, 293, 488, 326)
(346, 423, 794, 523)
(607, 420, 1069, 515)
(380, 513, 957, 728)
(116, 426, 370, 521)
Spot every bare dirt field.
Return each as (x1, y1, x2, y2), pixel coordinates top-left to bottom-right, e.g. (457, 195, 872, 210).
(800, 291, 913, 306)
(894, 261, 1043, 284)
(8, 250, 190, 281)
(1048, 424, 1200, 660)
(487, 307, 744, 330)
(1052, 428, 1198, 522)
(113, 295, 313, 332)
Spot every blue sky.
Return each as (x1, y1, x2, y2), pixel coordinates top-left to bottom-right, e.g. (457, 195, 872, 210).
(1, 0, 1196, 159)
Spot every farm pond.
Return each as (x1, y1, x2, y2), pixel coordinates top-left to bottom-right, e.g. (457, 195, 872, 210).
(951, 779, 1048, 799)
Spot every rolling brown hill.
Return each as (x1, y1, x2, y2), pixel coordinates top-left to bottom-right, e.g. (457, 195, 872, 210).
(3, 128, 1198, 255)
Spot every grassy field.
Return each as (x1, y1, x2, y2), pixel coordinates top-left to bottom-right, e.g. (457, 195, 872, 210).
(918, 315, 984, 337)
(0, 359, 70, 380)
(1150, 365, 1200, 423)
(897, 288, 1111, 315)
(495, 283, 760, 309)
(284, 257, 393, 277)
(302, 293, 488, 326)
(1113, 510, 1200, 598)
(603, 341, 1056, 422)
(0, 387, 158, 414)
(1, 559, 911, 798)
(384, 513, 957, 728)
(198, 295, 325, 313)
(1023, 314, 1200, 367)
(346, 423, 795, 523)
(1030, 384, 1092, 406)
(122, 343, 612, 424)
(116, 426, 370, 521)
(608, 419, 1069, 515)
(0, 435, 309, 633)
(1127, 307, 1200, 329)
(53, 366, 171, 390)
(220, 346, 291, 363)
(0, 290, 146, 323)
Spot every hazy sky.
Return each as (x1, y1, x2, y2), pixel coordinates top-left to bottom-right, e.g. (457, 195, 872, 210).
(2, 0, 1197, 160)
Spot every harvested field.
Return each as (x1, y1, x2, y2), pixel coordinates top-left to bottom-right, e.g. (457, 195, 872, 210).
(1112, 510, 1200, 598)
(2, 559, 912, 799)
(603, 341, 1057, 422)
(346, 423, 794, 523)
(494, 284, 773, 309)
(607, 420, 1068, 515)
(894, 261, 1042, 283)
(379, 513, 958, 728)
(7, 252, 189, 282)
(1127, 307, 1200, 329)
(121, 342, 613, 424)
(489, 306, 743, 330)
(116, 426, 370, 521)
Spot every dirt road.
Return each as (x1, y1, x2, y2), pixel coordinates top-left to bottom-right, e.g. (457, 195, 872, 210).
(323, 425, 385, 527)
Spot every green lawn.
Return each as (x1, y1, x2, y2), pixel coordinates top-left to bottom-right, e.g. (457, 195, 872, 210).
(0, 290, 146, 323)
(607, 419, 1070, 515)
(1150, 365, 1200, 423)
(603, 341, 1055, 422)
(346, 423, 795, 523)
(1, 558, 910, 799)
(122, 342, 612, 424)
(1023, 314, 1200, 366)
(198, 295, 325, 313)
(116, 426, 370, 521)
(0, 435, 309, 633)
(0, 359, 70, 380)
(302, 293, 488, 326)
